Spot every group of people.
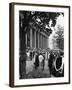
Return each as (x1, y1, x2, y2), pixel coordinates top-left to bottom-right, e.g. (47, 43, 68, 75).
(26, 52, 48, 78)
(48, 50, 64, 77)
(26, 50, 64, 78)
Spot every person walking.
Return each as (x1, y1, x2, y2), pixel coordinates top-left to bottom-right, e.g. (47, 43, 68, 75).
(48, 51, 55, 75)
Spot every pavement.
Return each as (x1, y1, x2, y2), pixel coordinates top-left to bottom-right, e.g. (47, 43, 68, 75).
(26, 59, 51, 78)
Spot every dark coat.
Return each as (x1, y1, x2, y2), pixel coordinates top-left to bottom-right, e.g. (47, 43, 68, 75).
(34, 54, 39, 69)
(48, 53, 54, 66)
(48, 53, 55, 74)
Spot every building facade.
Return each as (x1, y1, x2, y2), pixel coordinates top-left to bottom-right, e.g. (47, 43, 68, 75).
(25, 23, 50, 60)
(25, 27, 49, 51)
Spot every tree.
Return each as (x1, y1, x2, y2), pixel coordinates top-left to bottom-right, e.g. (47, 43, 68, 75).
(56, 25, 64, 50)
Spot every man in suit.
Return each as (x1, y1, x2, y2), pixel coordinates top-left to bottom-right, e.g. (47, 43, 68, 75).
(48, 51, 55, 75)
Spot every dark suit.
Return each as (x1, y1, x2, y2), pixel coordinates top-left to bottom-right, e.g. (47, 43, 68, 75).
(48, 53, 55, 74)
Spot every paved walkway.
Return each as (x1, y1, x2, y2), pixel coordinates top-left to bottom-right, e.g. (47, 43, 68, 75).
(26, 59, 51, 78)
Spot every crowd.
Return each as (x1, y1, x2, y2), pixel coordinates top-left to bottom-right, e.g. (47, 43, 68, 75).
(48, 50, 64, 77)
(25, 49, 64, 78)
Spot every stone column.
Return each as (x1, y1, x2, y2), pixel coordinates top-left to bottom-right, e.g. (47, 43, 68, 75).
(39, 33, 41, 48)
(38, 32, 39, 48)
(35, 31, 36, 48)
(30, 29, 32, 48)
(26, 33, 27, 48)
(41, 34, 43, 49)
(41, 34, 42, 49)
(44, 36, 45, 49)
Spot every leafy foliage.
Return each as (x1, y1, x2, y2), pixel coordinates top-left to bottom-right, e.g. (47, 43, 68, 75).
(19, 11, 61, 36)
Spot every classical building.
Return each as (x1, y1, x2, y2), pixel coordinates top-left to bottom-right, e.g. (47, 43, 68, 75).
(25, 22, 50, 60)
(25, 23, 49, 50)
